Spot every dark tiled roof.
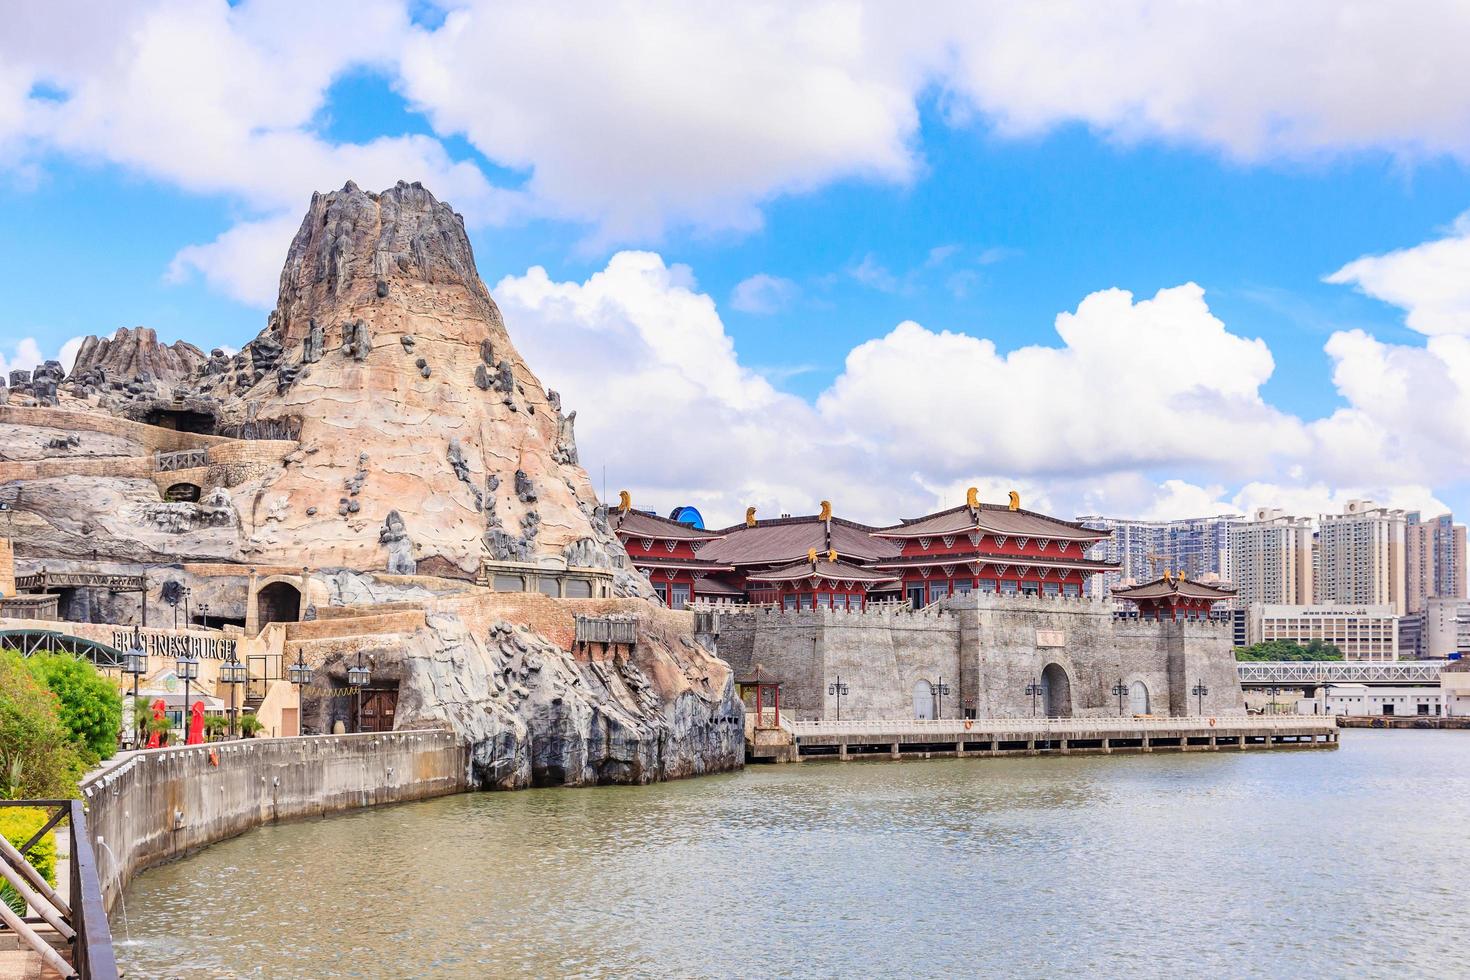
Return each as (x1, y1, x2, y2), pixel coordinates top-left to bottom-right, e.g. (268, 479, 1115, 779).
(699, 515, 901, 565)
(872, 553, 1119, 571)
(874, 503, 1111, 541)
(612, 509, 726, 541)
(693, 577, 746, 596)
(746, 558, 900, 585)
(1112, 576, 1236, 601)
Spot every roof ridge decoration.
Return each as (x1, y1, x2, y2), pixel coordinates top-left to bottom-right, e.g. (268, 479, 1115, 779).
(1008, 490, 1020, 511)
(746, 506, 757, 527)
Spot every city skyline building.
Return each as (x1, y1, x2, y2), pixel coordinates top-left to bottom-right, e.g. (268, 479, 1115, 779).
(1247, 603, 1399, 662)
(1316, 500, 1407, 616)
(1406, 511, 1467, 613)
(1078, 513, 1242, 597)
(1227, 508, 1314, 608)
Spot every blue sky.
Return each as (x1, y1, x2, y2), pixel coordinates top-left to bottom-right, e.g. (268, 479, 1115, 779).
(4, 1, 1470, 525)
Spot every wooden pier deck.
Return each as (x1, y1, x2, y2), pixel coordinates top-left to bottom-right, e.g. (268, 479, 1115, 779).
(751, 716, 1339, 762)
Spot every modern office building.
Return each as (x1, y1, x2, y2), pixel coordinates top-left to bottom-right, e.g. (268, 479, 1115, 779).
(1078, 513, 1242, 596)
(1317, 500, 1407, 615)
(1247, 603, 1398, 661)
(1227, 508, 1313, 607)
(1406, 511, 1467, 613)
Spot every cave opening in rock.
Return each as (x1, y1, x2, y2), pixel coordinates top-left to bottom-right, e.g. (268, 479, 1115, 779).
(164, 483, 202, 502)
(255, 581, 302, 627)
(145, 408, 217, 434)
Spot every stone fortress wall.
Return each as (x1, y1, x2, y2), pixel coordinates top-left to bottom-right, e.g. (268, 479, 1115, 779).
(708, 591, 1243, 720)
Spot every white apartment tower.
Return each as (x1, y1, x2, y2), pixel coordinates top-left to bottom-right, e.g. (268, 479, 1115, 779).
(1227, 508, 1313, 606)
(1317, 500, 1407, 615)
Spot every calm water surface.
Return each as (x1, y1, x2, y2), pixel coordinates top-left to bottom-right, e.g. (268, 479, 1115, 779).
(115, 730, 1469, 978)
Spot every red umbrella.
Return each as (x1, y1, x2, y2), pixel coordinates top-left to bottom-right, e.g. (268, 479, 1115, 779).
(186, 700, 206, 745)
(146, 698, 168, 749)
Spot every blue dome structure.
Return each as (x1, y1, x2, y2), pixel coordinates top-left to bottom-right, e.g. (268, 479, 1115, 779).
(668, 505, 705, 529)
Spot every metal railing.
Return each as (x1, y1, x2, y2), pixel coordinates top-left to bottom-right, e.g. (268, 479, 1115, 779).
(786, 715, 1334, 737)
(573, 615, 638, 644)
(0, 799, 117, 979)
(153, 449, 208, 472)
(1236, 661, 1446, 685)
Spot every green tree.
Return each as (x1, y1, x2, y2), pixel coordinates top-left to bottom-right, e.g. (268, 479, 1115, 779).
(0, 649, 85, 799)
(1235, 639, 1344, 662)
(0, 807, 56, 915)
(25, 652, 123, 762)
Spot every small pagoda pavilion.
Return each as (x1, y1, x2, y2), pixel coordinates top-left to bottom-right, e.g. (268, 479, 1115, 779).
(610, 494, 732, 609)
(1112, 571, 1235, 621)
(744, 549, 900, 610)
(870, 488, 1117, 607)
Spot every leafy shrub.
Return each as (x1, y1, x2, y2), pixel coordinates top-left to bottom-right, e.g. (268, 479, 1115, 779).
(25, 652, 123, 761)
(0, 807, 57, 915)
(238, 714, 265, 738)
(0, 649, 84, 799)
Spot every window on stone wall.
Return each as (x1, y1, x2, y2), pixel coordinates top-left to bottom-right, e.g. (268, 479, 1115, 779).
(929, 582, 950, 603)
(979, 579, 997, 593)
(1043, 581, 1059, 596)
(1062, 583, 1080, 597)
(493, 573, 526, 592)
(953, 580, 973, 594)
(1000, 580, 1018, 596)
(655, 583, 669, 605)
(783, 594, 798, 611)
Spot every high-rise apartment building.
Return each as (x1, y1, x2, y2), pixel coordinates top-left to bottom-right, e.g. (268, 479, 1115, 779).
(1227, 508, 1313, 607)
(1078, 514, 1242, 596)
(1316, 500, 1407, 615)
(1405, 512, 1467, 613)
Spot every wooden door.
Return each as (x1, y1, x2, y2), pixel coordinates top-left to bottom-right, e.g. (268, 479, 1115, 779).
(359, 689, 398, 732)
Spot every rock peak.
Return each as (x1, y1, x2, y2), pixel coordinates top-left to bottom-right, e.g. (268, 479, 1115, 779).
(272, 180, 499, 344)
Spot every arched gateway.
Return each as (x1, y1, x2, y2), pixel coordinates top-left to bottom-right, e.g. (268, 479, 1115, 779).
(1040, 663, 1073, 718)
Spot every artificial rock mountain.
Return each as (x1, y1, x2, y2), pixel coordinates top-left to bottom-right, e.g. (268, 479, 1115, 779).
(0, 181, 740, 788)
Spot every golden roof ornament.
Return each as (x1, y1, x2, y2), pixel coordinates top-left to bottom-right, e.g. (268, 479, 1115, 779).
(966, 487, 979, 511)
(819, 500, 832, 522)
(808, 547, 818, 566)
(1164, 568, 1174, 583)
(827, 549, 838, 563)
(745, 506, 757, 527)
(617, 490, 631, 514)
(1007, 490, 1020, 511)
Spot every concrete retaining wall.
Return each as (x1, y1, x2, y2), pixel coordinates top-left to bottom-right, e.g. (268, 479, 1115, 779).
(80, 730, 468, 912)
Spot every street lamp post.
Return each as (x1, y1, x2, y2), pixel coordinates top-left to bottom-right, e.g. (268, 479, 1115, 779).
(176, 650, 199, 741)
(198, 602, 210, 630)
(932, 676, 952, 718)
(220, 655, 247, 738)
(347, 653, 372, 733)
(1112, 679, 1129, 716)
(1265, 685, 1281, 715)
(1025, 678, 1044, 717)
(1192, 678, 1209, 716)
(288, 651, 313, 736)
(827, 674, 849, 721)
(182, 586, 192, 629)
(122, 624, 146, 748)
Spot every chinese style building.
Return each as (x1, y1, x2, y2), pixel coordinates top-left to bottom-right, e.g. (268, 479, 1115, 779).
(610, 502, 732, 609)
(870, 489, 1117, 607)
(1112, 571, 1235, 621)
(695, 503, 902, 605)
(743, 550, 900, 610)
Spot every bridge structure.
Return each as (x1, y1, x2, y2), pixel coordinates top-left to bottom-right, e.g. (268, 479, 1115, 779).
(1237, 660, 1446, 687)
(0, 628, 128, 669)
(13, 570, 149, 624)
(749, 715, 1339, 762)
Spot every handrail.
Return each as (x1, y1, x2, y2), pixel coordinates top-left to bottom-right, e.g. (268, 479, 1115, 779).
(787, 716, 1333, 737)
(0, 799, 117, 979)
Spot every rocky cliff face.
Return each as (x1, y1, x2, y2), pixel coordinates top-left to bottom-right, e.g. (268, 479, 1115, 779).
(5, 181, 644, 593)
(66, 327, 207, 395)
(301, 598, 743, 789)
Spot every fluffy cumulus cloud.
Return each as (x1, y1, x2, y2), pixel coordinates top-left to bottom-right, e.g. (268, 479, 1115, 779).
(1326, 213, 1470, 336)
(729, 274, 800, 315)
(0, 335, 84, 379)
(11, 1, 1470, 306)
(491, 252, 1462, 526)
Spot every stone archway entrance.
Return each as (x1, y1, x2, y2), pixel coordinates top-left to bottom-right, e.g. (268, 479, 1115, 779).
(912, 679, 934, 719)
(1040, 663, 1072, 718)
(1129, 681, 1150, 716)
(256, 581, 302, 627)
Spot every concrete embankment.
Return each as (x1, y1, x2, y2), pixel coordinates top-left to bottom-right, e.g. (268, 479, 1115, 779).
(81, 730, 468, 912)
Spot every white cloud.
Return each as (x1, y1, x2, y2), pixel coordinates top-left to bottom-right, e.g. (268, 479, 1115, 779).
(1326, 213, 1470, 336)
(0, 335, 85, 379)
(730, 274, 800, 315)
(167, 214, 301, 308)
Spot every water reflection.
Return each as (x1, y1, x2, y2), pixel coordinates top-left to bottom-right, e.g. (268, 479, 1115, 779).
(118, 731, 1470, 978)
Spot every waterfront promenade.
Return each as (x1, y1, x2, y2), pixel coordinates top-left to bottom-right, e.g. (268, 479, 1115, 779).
(756, 716, 1337, 762)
